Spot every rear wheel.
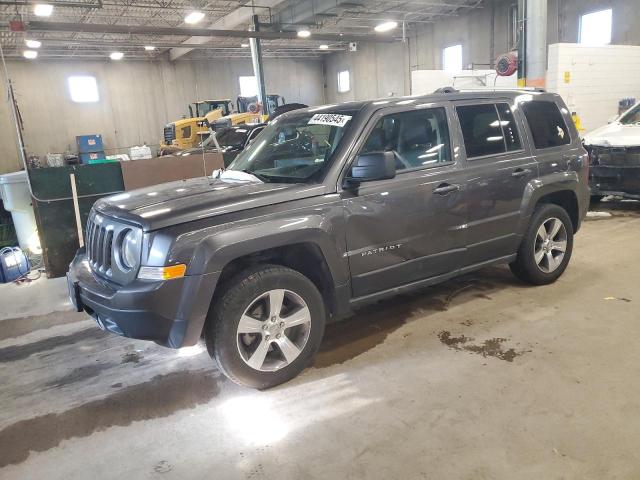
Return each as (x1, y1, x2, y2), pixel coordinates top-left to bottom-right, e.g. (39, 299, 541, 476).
(206, 264, 325, 389)
(509, 204, 574, 285)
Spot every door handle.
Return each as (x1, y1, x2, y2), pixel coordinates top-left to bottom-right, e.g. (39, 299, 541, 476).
(433, 183, 460, 195)
(511, 168, 531, 178)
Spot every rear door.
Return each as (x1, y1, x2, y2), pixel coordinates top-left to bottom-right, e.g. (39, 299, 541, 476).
(453, 100, 537, 268)
(341, 103, 468, 298)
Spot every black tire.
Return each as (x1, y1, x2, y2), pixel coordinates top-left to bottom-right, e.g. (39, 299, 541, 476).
(509, 203, 574, 285)
(590, 194, 604, 204)
(205, 264, 325, 389)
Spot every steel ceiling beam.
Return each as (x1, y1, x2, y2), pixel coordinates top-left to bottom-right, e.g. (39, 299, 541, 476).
(26, 20, 396, 42)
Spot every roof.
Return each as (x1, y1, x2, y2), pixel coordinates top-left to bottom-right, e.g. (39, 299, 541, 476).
(292, 88, 556, 118)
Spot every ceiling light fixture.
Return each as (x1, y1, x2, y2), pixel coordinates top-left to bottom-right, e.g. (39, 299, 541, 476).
(185, 11, 205, 24)
(144, 45, 156, 51)
(25, 39, 41, 49)
(374, 21, 398, 33)
(110, 51, 124, 60)
(23, 50, 38, 59)
(319, 44, 329, 50)
(297, 29, 311, 38)
(33, 3, 53, 16)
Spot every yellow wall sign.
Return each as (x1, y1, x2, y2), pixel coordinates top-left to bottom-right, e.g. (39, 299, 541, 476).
(563, 71, 571, 83)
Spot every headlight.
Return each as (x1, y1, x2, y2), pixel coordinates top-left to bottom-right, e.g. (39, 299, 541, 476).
(120, 229, 140, 270)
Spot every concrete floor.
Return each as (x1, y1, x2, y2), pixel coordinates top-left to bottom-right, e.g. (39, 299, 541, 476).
(1, 200, 639, 480)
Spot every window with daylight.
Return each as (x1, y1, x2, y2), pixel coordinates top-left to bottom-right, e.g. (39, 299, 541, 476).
(579, 9, 612, 46)
(337, 70, 350, 93)
(443, 44, 463, 71)
(67, 76, 99, 103)
(239, 76, 258, 97)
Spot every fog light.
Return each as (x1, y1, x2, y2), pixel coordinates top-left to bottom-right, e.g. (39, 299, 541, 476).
(138, 264, 186, 280)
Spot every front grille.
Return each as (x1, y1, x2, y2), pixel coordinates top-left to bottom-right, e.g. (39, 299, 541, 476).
(163, 124, 175, 144)
(588, 145, 640, 167)
(86, 215, 113, 274)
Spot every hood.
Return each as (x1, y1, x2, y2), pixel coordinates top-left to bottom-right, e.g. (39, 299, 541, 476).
(583, 122, 640, 147)
(93, 175, 327, 231)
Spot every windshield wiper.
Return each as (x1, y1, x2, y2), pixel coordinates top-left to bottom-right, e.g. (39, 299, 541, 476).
(242, 169, 269, 182)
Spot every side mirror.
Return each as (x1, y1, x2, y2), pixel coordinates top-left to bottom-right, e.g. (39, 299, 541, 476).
(347, 151, 396, 184)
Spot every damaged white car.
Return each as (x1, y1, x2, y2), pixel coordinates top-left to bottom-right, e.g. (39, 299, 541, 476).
(583, 102, 640, 202)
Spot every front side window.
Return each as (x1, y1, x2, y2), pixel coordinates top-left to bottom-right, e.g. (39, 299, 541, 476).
(215, 128, 249, 147)
(620, 103, 640, 125)
(521, 101, 571, 149)
(229, 110, 356, 183)
(359, 107, 452, 171)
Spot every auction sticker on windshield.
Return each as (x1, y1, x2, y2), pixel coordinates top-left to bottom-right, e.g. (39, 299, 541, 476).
(308, 113, 352, 127)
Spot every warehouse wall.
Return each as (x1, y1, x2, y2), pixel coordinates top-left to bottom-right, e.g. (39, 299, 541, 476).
(323, 0, 640, 102)
(0, 57, 324, 174)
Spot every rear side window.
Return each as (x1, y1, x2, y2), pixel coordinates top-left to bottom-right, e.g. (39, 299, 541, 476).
(360, 107, 452, 171)
(456, 103, 522, 159)
(521, 101, 571, 149)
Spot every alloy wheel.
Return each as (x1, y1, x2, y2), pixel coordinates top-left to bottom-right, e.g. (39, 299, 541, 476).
(533, 217, 567, 273)
(236, 289, 312, 372)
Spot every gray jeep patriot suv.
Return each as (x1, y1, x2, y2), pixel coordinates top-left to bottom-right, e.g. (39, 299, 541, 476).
(68, 89, 589, 388)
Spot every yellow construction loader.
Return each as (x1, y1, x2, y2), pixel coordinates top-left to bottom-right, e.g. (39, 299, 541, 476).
(160, 100, 233, 153)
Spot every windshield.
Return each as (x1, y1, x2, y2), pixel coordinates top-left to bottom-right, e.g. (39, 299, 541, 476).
(227, 110, 356, 183)
(620, 104, 640, 125)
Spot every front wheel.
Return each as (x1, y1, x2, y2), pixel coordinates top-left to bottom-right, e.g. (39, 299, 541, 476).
(509, 204, 574, 285)
(206, 264, 325, 389)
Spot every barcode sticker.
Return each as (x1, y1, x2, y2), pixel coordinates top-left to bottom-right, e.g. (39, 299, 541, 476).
(308, 113, 352, 127)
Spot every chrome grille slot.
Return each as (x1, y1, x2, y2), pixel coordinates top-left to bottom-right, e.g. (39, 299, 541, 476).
(86, 214, 113, 274)
(84, 211, 141, 284)
(104, 230, 114, 270)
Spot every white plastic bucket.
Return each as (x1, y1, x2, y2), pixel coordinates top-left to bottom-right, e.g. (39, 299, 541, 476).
(0, 171, 39, 252)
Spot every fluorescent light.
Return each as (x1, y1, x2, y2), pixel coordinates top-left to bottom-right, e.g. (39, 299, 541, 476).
(33, 4, 53, 16)
(241, 43, 249, 48)
(319, 44, 329, 50)
(297, 29, 311, 38)
(25, 39, 41, 48)
(23, 50, 38, 59)
(184, 11, 205, 24)
(144, 45, 155, 51)
(110, 51, 124, 60)
(374, 21, 398, 32)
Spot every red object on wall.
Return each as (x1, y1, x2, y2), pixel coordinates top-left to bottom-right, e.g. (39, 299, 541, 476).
(9, 20, 25, 32)
(495, 51, 518, 77)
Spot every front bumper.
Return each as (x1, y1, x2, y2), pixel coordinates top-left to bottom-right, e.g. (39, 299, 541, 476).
(67, 248, 220, 348)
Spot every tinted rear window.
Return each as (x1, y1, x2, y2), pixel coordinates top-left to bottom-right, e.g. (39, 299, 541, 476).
(521, 101, 570, 149)
(456, 103, 521, 158)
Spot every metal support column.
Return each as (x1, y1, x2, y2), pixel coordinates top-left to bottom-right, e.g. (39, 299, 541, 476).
(516, 0, 527, 87)
(525, 0, 547, 88)
(249, 14, 268, 116)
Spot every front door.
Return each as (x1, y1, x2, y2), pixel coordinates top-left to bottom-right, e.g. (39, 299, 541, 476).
(341, 105, 468, 299)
